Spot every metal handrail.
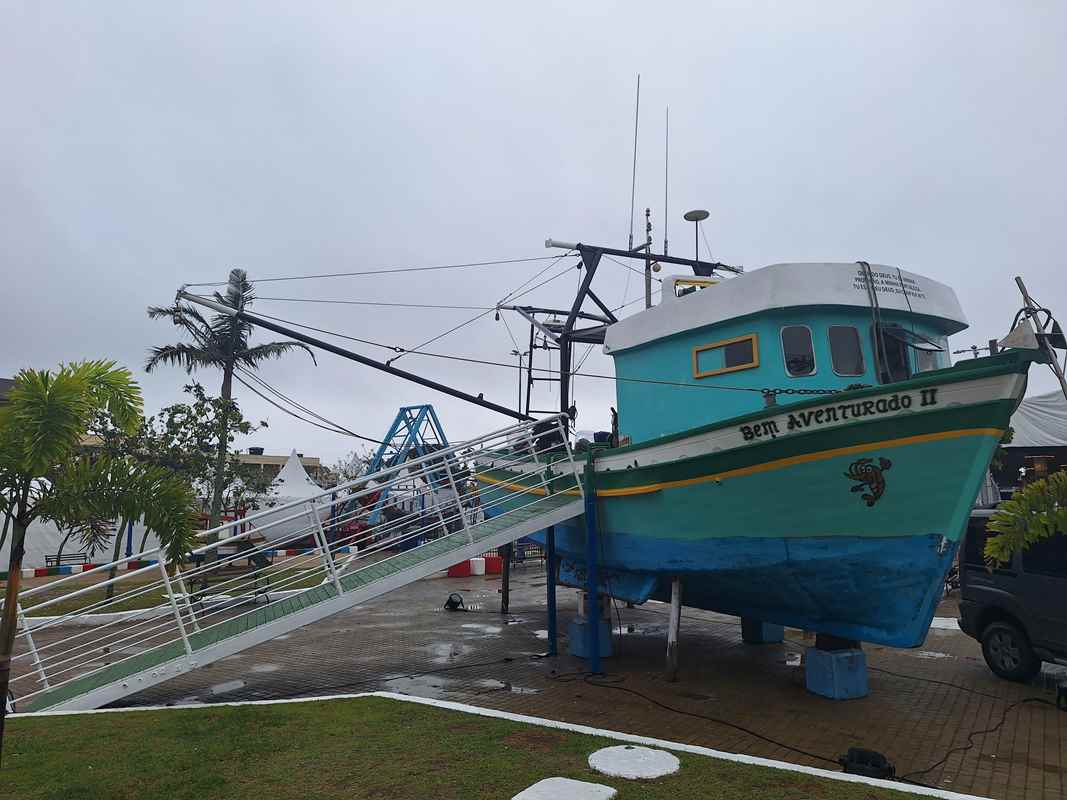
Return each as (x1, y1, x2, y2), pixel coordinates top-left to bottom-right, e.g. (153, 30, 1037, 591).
(8, 414, 576, 707)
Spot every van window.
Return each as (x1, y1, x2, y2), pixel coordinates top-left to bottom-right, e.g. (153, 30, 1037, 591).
(963, 520, 991, 567)
(1021, 535, 1067, 579)
(693, 335, 759, 378)
(828, 326, 865, 376)
(781, 326, 815, 377)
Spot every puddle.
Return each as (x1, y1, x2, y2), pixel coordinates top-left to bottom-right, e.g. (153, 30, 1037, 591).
(785, 652, 803, 667)
(426, 642, 473, 664)
(274, 634, 291, 641)
(461, 623, 503, 635)
(219, 654, 244, 662)
(533, 629, 549, 640)
(504, 616, 528, 625)
(209, 679, 247, 695)
(916, 651, 953, 660)
(929, 617, 960, 630)
(251, 663, 281, 673)
(383, 673, 452, 699)
(475, 679, 541, 695)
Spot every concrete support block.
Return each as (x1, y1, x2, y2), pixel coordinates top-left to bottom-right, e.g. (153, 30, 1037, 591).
(804, 646, 868, 700)
(568, 618, 613, 659)
(741, 617, 784, 644)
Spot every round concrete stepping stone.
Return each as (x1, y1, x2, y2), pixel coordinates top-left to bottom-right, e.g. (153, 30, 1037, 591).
(512, 777, 617, 799)
(588, 745, 680, 779)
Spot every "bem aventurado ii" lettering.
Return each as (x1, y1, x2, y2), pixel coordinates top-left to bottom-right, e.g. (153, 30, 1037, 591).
(740, 388, 939, 441)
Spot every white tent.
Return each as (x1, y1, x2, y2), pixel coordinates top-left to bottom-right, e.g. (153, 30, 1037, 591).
(251, 450, 329, 543)
(1007, 391, 1067, 448)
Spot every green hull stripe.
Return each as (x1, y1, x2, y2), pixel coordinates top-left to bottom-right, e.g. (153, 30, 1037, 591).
(594, 399, 1014, 491)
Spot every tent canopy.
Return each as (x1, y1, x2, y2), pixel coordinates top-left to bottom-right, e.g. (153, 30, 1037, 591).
(1008, 391, 1067, 448)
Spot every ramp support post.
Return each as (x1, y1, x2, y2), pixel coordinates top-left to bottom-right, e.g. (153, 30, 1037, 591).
(16, 603, 49, 689)
(157, 560, 194, 659)
(307, 503, 342, 593)
(665, 577, 682, 682)
(583, 456, 601, 675)
(500, 542, 512, 614)
(546, 525, 558, 656)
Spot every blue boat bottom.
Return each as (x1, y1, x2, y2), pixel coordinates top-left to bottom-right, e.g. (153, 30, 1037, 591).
(542, 525, 958, 648)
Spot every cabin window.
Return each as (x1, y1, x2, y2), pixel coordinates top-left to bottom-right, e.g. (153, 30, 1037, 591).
(692, 334, 759, 378)
(828, 326, 865, 376)
(780, 326, 815, 377)
(915, 336, 949, 373)
(871, 325, 912, 384)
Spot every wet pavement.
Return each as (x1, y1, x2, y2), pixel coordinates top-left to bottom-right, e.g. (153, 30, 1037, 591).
(22, 563, 1067, 799)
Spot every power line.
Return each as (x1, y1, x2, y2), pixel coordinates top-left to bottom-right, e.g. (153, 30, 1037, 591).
(184, 255, 566, 287)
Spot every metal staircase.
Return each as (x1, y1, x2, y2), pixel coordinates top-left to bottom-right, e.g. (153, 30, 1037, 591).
(6, 415, 582, 713)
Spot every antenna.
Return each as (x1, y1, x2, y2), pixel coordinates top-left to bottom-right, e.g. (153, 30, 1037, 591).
(663, 106, 669, 256)
(684, 209, 710, 266)
(628, 74, 640, 250)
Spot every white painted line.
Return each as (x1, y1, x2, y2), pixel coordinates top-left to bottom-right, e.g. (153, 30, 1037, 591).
(930, 617, 960, 631)
(11, 691, 992, 800)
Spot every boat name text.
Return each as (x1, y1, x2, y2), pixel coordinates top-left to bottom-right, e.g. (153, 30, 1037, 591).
(739, 388, 939, 441)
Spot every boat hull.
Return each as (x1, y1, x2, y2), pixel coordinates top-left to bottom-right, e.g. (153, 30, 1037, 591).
(476, 352, 1037, 647)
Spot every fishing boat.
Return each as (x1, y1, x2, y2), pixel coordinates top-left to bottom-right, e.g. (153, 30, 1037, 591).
(476, 245, 1050, 648)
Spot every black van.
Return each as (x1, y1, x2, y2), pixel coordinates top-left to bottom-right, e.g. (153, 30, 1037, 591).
(958, 510, 1067, 681)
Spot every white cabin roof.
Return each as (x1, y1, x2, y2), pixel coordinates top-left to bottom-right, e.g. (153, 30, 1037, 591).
(603, 262, 968, 355)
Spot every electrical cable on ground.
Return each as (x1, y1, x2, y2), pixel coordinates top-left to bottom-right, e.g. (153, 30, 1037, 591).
(547, 670, 842, 769)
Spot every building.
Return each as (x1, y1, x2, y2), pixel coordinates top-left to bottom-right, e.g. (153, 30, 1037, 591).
(238, 448, 331, 486)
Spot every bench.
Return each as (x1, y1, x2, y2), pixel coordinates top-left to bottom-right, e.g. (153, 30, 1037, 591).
(187, 542, 274, 608)
(45, 552, 88, 568)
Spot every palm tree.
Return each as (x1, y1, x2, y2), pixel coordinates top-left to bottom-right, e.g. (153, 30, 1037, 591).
(146, 269, 315, 531)
(0, 361, 197, 762)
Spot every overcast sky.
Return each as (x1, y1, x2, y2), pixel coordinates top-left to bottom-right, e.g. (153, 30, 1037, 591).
(3, 2, 1065, 466)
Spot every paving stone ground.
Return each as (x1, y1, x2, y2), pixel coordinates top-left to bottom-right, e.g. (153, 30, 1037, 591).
(13, 562, 1066, 799)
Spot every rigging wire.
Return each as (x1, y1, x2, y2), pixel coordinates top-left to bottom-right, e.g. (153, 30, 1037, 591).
(233, 365, 384, 444)
(183, 256, 566, 288)
(605, 254, 663, 284)
(387, 256, 578, 366)
(176, 306, 384, 444)
(256, 298, 498, 311)
(235, 308, 832, 395)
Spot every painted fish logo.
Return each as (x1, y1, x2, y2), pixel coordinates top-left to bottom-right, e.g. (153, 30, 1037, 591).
(844, 457, 892, 507)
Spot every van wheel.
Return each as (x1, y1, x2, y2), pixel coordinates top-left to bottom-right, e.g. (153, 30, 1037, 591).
(981, 621, 1041, 682)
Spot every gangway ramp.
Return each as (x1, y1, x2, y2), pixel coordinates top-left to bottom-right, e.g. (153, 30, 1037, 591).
(7, 416, 582, 714)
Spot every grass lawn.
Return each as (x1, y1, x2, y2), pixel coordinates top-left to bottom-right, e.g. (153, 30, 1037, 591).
(5, 696, 919, 800)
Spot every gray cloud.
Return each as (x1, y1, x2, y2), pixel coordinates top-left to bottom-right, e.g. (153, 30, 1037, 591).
(3, 2, 1065, 465)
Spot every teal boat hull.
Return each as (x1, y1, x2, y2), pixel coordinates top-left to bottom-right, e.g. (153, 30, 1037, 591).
(478, 352, 1037, 647)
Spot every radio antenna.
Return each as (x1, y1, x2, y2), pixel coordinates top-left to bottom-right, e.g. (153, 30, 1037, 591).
(628, 74, 640, 250)
(663, 106, 669, 255)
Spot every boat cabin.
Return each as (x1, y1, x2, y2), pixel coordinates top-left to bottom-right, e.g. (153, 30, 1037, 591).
(604, 262, 968, 445)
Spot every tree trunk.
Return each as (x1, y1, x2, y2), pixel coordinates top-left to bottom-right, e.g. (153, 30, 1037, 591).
(0, 517, 28, 765)
(56, 528, 75, 561)
(207, 362, 234, 537)
(104, 519, 128, 601)
(0, 512, 11, 553)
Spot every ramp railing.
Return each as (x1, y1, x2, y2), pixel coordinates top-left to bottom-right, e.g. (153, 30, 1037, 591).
(5, 413, 579, 712)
